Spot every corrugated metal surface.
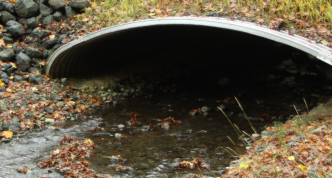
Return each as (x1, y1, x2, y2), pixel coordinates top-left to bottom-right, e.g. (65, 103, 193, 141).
(46, 17, 332, 78)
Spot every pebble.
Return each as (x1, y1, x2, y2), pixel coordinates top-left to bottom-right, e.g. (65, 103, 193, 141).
(118, 124, 125, 129)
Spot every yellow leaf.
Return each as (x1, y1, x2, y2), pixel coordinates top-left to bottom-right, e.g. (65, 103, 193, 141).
(7, 44, 12, 48)
(6, 88, 12, 93)
(148, 13, 155, 17)
(49, 35, 55, 39)
(83, 17, 89, 22)
(239, 161, 249, 169)
(288, 156, 295, 161)
(298, 165, 308, 172)
(321, 5, 326, 11)
(156, 9, 161, 14)
(10, 62, 17, 68)
(9, 76, 14, 80)
(84, 139, 94, 145)
(0, 25, 3, 29)
(53, 149, 60, 154)
(0, 79, 5, 87)
(1, 131, 13, 139)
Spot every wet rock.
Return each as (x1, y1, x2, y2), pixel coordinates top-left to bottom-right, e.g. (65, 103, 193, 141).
(44, 107, 53, 114)
(201, 106, 210, 113)
(202, 112, 209, 117)
(61, 78, 66, 84)
(115, 133, 123, 139)
(254, 144, 269, 153)
(28, 74, 43, 84)
(39, 4, 52, 16)
(48, 0, 66, 10)
(0, 11, 16, 24)
(56, 101, 64, 107)
(15, 0, 39, 17)
(110, 155, 120, 162)
(53, 11, 62, 21)
(24, 36, 35, 44)
(261, 131, 275, 136)
(59, 167, 70, 175)
(217, 77, 230, 85)
(25, 46, 42, 58)
(163, 123, 169, 130)
(117, 124, 125, 129)
(188, 110, 197, 116)
(70, 0, 89, 9)
(0, 48, 15, 61)
(63, 106, 69, 111)
(1, 63, 11, 71)
(16, 52, 31, 71)
(14, 75, 23, 83)
(45, 118, 54, 124)
(3, 116, 20, 133)
(308, 172, 319, 178)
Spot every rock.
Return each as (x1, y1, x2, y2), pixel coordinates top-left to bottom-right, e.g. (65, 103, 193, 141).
(1, 63, 12, 71)
(44, 107, 53, 114)
(0, 48, 15, 61)
(25, 46, 42, 58)
(110, 155, 120, 162)
(63, 106, 69, 111)
(48, 0, 66, 10)
(24, 36, 35, 44)
(3, 116, 20, 133)
(44, 118, 54, 124)
(42, 38, 57, 49)
(16, 52, 31, 71)
(37, 30, 50, 39)
(252, 133, 260, 139)
(118, 124, 125, 129)
(201, 106, 210, 113)
(3, 36, 13, 43)
(6, 20, 25, 37)
(15, 0, 39, 17)
(61, 78, 66, 84)
(308, 172, 318, 178)
(254, 144, 269, 153)
(17, 17, 28, 25)
(312, 126, 326, 134)
(39, 4, 52, 16)
(42, 15, 52, 27)
(28, 74, 43, 84)
(52, 11, 62, 21)
(218, 104, 226, 110)
(188, 110, 197, 116)
(69, 0, 89, 9)
(65, 6, 74, 18)
(115, 133, 123, 139)
(56, 101, 64, 107)
(14, 76, 23, 83)
(0, 71, 9, 84)
(28, 66, 40, 73)
(3, 2, 15, 14)
(163, 123, 169, 130)
(34, 0, 47, 5)
(0, 11, 16, 24)
(59, 167, 70, 175)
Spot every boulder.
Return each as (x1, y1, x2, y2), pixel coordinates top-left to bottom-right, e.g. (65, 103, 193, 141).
(37, 30, 50, 38)
(42, 37, 57, 49)
(25, 46, 42, 58)
(16, 52, 31, 71)
(15, 0, 39, 17)
(42, 15, 52, 27)
(28, 74, 43, 84)
(1, 64, 12, 71)
(3, 2, 15, 14)
(69, 0, 89, 9)
(52, 11, 62, 21)
(0, 11, 16, 24)
(24, 36, 35, 44)
(39, 4, 52, 16)
(27, 17, 38, 28)
(6, 20, 25, 37)
(0, 71, 9, 84)
(65, 6, 73, 18)
(0, 48, 15, 61)
(34, 0, 47, 5)
(48, 0, 66, 10)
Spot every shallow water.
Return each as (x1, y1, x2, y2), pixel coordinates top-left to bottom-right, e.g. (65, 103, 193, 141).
(86, 84, 312, 177)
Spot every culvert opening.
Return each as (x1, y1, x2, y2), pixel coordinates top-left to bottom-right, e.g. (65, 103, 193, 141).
(58, 25, 332, 177)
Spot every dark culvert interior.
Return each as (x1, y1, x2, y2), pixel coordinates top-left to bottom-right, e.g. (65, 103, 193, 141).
(60, 25, 332, 177)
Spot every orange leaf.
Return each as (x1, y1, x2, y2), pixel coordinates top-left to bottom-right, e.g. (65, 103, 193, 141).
(1, 131, 13, 139)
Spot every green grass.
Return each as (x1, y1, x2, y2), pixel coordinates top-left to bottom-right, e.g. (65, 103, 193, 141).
(74, 0, 332, 46)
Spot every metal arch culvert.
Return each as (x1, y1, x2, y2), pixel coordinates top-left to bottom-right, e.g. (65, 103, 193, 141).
(46, 17, 332, 79)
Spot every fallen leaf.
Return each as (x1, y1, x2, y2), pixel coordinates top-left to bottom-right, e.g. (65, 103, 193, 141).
(1, 131, 13, 139)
